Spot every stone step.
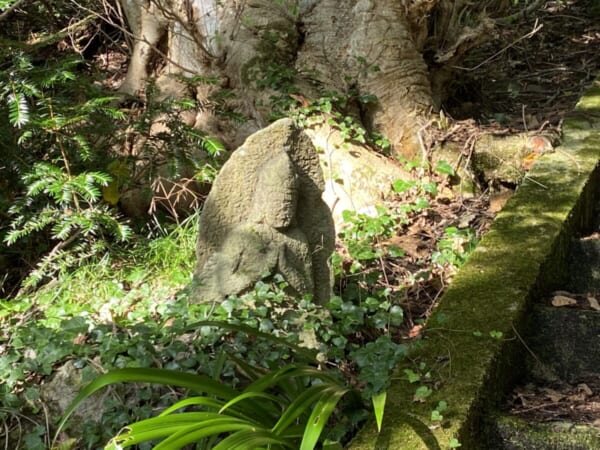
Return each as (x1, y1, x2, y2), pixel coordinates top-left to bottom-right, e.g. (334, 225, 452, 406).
(567, 236, 600, 293)
(526, 305, 600, 383)
(488, 415, 600, 450)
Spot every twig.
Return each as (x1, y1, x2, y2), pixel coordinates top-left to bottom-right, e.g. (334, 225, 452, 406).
(522, 176, 548, 189)
(66, 0, 206, 76)
(496, 0, 547, 26)
(453, 19, 543, 72)
(511, 323, 542, 365)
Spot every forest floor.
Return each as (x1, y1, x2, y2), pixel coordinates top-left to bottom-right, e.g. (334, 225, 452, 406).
(400, 0, 600, 429)
(373, 0, 600, 339)
(2, 1, 600, 447)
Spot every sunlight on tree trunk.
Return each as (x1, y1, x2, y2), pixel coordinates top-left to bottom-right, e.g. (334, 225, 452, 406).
(115, 0, 514, 173)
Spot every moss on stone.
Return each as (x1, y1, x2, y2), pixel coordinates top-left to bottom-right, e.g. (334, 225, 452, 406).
(348, 75, 600, 449)
(489, 415, 600, 450)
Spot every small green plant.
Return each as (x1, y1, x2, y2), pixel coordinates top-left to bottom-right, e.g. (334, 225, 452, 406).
(56, 364, 353, 450)
(431, 227, 478, 269)
(288, 90, 376, 147)
(0, 53, 132, 290)
(430, 400, 448, 423)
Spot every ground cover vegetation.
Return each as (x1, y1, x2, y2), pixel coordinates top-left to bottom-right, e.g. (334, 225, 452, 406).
(1, 0, 599, 449)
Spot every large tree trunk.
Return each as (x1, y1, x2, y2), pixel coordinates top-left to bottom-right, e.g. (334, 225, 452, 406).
(115, 0, 511, 218)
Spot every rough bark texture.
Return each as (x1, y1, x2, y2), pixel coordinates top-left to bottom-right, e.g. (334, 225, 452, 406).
(296, 0, 433, 158)
(116, 0, 441, 154)
(114, 0, 512, 219)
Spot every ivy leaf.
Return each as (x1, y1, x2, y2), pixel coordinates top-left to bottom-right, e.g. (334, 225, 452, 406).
(413, 386, 432, 401)
(393, 179, 417, 193)
(449, 437, 462, 448)
(404, 369, 420, 383)
(435, 160, 455, 176)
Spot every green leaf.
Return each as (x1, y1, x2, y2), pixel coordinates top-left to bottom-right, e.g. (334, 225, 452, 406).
(187, 320, 318, 362)
(489, 330, 503, 340)
(203, 137, 226, 156)
(213, 429, 293, 450)
(55, 368, 239, 441)
(372, 391, 386, 432)
(272, 384, 334, 435)
(300, 385, 349, 450)
(449, 437, 462, 448)
(387, 245, 405, 258)
(422, 182, 438, 196)
(108, 412, 230, 447)
(436, 400, 448, 412)
(7, 91, 29, 128)
(219, 391, 281, 415)
(431, 410, 443, 422)
(404, 369, 420, 384)
(393, 179, 417, 193)
(158, 397, 225, 416)
(414, 386, 433, 400)
(434, 160, 455, 176)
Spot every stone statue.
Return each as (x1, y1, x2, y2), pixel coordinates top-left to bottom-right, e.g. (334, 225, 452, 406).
(192, 119, 335, 304)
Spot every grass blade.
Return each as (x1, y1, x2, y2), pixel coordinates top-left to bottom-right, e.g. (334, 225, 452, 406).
(272, 384, 332, 435)
(213, 429, 293, 450)
(300, 386, 349, 450)
(54, 368, 239, 442)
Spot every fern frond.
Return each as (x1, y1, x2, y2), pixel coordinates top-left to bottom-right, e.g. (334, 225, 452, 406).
(7, 91, 29, 128)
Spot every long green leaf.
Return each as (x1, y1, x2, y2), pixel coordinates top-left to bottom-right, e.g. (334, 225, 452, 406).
(246, 365, 340, 394)
(159, 396, 224, 416)
(300, 386, 349, 450)
(54, 368, 239, 442)
(159, 395, 270, 423)
(213, 429, 293, 450)
(109, 412, 224, 447)
(372, 391, 387, 432)
(219, 391, 282, 416)
(272, 384, 333, 435)
(153, 418, 256, 450)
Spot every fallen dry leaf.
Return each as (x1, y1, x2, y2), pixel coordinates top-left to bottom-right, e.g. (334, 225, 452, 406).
(384, 235, 428, 259)
(529, 135, 554, 154)
(567, 393, 587, 403)
(409, 324, 424, 338)
(578, 383, 593, 397)
(551, 295, 577, 307)
(587, 296, 600, 311)
(72, 333, 87, 345)
(521, 152, 539, 170)
(489, 191, 513, 214)
(542, 387, 565, 403)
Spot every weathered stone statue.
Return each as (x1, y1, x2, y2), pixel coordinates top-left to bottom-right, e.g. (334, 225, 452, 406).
(192, 118, 335, 304)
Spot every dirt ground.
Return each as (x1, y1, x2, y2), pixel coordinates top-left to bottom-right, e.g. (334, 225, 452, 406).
(434, 0, 600, 429)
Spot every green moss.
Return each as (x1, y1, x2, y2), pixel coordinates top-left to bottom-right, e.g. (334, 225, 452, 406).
(489, 415, 600, 450)
(349, 74, 600, 450)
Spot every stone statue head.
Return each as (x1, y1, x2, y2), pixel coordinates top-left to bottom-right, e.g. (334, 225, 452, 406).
(250, 151, 298, 229)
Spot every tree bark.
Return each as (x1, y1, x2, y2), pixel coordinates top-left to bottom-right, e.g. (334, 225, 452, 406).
(114, 0, 516, 218)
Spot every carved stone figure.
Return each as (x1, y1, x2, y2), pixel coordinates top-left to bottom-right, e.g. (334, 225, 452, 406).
(192, 119, 335, 304)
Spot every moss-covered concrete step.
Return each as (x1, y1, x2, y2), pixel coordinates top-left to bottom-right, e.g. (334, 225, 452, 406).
(348, 75, 600, 450)
(567, 236, 600, 292)
(526, 306, 600, 382)
(488, 415, 600, 450)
